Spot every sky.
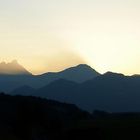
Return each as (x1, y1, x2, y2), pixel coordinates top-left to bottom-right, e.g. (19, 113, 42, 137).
(0, 0, 140, 75)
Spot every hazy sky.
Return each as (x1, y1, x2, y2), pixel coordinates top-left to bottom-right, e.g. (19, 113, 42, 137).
(0, 0, 140, 75)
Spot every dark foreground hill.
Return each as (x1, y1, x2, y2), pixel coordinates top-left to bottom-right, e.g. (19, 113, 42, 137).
(0, 93, 90, 140)
(1, 93, 140, 140)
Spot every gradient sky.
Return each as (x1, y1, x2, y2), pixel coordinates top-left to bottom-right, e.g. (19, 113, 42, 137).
(0, 0, 140, 75)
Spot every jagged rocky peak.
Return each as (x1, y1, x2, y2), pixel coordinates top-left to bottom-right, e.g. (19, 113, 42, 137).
(0, 60, 32, 75)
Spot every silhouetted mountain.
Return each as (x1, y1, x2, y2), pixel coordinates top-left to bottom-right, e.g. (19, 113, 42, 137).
(3, 61, 140, 112)
(0, 74, 33, 92)
(32, 72, 140, 112)
(0, 63, 100, 92)
(41, 64, 100, 83)
(35, 79, 78, 102)
(36, 64, 100, 85)
(10, 85, 35, 96)
(0, 60, 31, 75)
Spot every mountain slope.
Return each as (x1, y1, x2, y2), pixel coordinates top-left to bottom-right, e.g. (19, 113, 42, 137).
(52, 64, 100, 83)
(37, 64, 100, 84)
(34, 72, 140, 112)
(35, 79, 78, 102)
(10, 85, 36, 96)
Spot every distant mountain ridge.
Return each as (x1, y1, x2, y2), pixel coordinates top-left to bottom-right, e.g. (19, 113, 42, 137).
(10, 85, 36, 96)
(31, 72, 140, 112)
(10, 71, 140, 112)
(38, 64, 100, 83)
(0, 61, 100, 92)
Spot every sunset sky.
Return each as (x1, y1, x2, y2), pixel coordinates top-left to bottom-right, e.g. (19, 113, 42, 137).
(0, 0, 140, 75)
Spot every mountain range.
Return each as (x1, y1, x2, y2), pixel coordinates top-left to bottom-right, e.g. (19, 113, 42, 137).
(0, 60, 100, 92)
(30, 73, 140, 112)
(1, 60, 140, 112)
